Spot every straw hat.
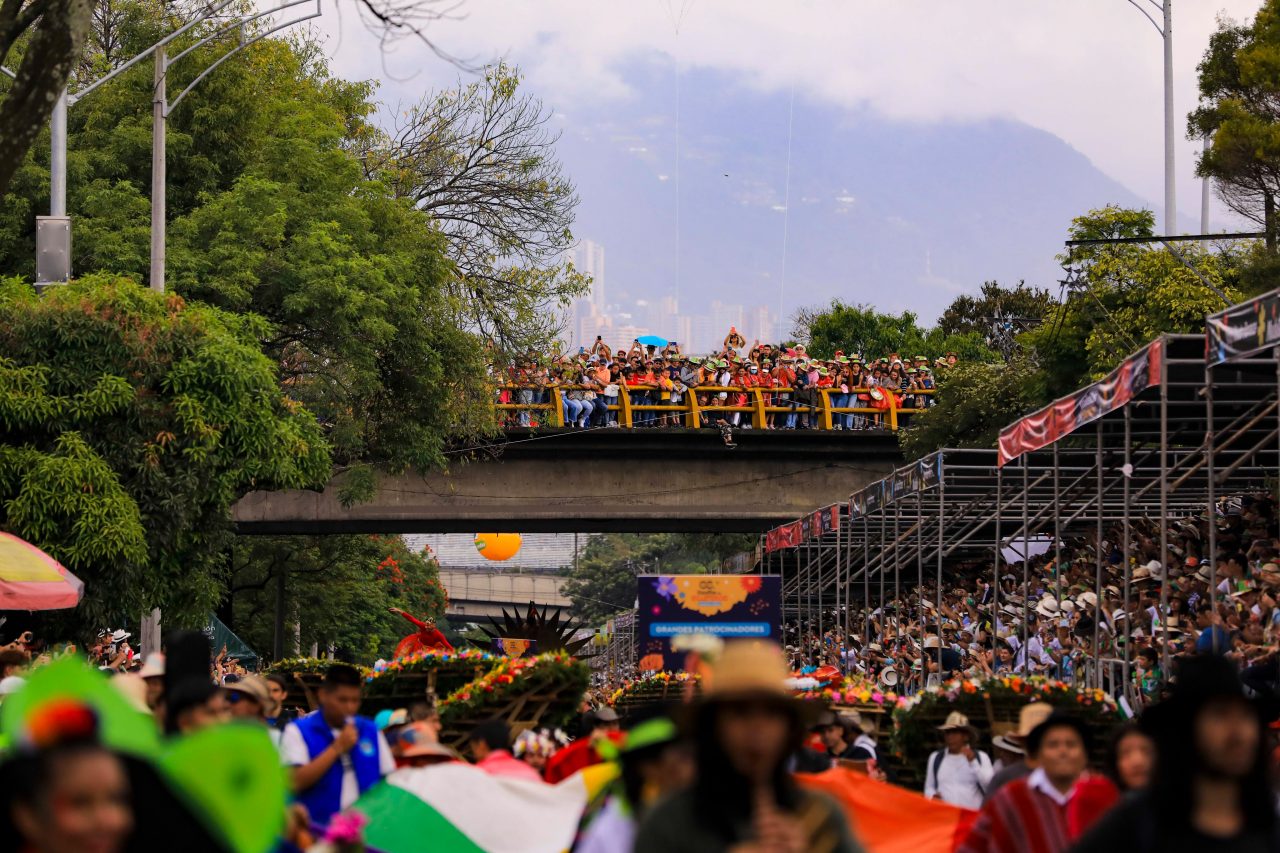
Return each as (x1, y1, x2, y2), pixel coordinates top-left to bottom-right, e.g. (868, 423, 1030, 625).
(937, 711, 979, 741)
(1076, 591, 1099, 608)
(1012, 701, 1054, 741)
(1035, 597, 1061, 618)
(878, 666, 899, 687)
(224, 674, 280, 719)
(703, 640, 792, 700)
(992, 734, 1025, 755)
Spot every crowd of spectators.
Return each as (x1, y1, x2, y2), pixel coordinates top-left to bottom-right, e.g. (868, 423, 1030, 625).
(494, 328, 957, 429)
(786, 492, 1280, 711)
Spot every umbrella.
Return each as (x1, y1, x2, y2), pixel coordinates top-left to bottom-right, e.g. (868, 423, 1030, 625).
(636, 334, 669, 348)
(0, 532, 84, 610)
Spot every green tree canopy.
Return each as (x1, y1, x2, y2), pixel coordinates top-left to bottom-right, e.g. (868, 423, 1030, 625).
(0, 274, 330, 629)
(1189, 1, 1280, 252)
(562, 533, 754, 625)
(792, 301, 993, 363)
(229, 534, 447, 663)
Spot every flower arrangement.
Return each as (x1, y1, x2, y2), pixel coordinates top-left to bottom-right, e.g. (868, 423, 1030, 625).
(792, 674, 909, 710)
(888, 675, 1121, 789)
(607, 671, 700, 708)
(266, 658, 371, 678)
(437, 652, 590, 736)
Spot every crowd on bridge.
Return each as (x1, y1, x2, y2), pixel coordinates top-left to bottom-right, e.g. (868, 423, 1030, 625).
(784, 490, 1280, 714)
(493, 328, 958, 430)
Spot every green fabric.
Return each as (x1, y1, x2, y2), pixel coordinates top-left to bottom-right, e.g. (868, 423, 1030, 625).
(622, 718, 677, 754)
(205, 614, 259, 665)
(0, 656, 160, 760)
(159, 723, 287, 853)
(357, 780, 485, 853)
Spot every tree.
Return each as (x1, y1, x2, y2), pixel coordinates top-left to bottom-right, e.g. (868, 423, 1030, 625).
(562, 533, 749, 625)
(228, 534, 447, 663)
(0, 0, 93, 196)
(366, 61, 589, 353)
(936, 280, 1055, 358)
(0, 24, 500, 482)
(1189, 4, 1280, 253)
(899, 355, 1046, 460)
(0, 274, 330, 631)
(901, 206, 1248, 458)
(0, 0, 464, 199)
(792, 300, 994, 363)
(1024, 205, 1244, 397)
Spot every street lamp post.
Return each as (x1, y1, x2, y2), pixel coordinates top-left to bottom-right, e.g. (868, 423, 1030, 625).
(1126, 0, 1176, 234)
(27, 0, 320, 291)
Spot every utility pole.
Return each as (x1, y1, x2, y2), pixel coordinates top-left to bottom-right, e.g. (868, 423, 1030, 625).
(1201, 135, 1211, 233)
(150, 47, 166, 292)
(28, 0, 320, 290)
(1125, 0, 1176, 234)
(1163, 0, 1175, 235)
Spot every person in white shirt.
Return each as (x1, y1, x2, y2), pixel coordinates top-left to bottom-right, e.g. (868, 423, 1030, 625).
(280, 664, 397, 826)
(924, 712, 994, 810)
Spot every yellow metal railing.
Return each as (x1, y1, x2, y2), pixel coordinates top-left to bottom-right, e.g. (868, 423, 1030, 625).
(494, 385, 935, 430)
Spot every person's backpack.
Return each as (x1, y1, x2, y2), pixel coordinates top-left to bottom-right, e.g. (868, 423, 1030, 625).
(930, 750, 987, 796)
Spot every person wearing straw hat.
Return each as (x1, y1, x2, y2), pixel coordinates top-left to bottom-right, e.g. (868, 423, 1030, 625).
(924, 711, 993, 809)
(634, 640, 862, 853)
(985, 701, 1054, 801)
(960, 712, 1117, 853)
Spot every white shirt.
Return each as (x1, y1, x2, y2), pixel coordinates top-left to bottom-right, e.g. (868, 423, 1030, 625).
(1026, 767, 1076, 807)
(281, 720, 396, 809)
(923, 748, 993, 810)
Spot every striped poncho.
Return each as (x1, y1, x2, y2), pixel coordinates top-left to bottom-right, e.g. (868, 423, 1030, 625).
(957, 772, 1118, 853)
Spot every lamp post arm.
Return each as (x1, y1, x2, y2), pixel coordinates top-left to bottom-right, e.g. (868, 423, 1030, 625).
(67, 0, 240, 105)
(166, 0, 320, 114)
(1124, 0, 1164, 36)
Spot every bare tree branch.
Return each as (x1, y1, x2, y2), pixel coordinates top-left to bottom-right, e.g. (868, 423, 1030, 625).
(364, 61, 587, 353)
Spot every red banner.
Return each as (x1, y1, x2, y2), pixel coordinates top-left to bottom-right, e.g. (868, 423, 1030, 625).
(763, 506, 840, 553)
(997, 338, 1163, 467)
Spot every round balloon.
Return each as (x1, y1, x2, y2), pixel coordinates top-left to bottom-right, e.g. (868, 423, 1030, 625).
(474, 533, 522, 561)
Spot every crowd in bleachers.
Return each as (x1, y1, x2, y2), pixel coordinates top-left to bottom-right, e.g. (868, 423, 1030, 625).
(787, 492, 1280, 712)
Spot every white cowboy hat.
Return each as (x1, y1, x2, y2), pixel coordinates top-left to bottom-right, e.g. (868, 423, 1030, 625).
(878, 666, 899, 687)
(1035, 597, 1060, 618)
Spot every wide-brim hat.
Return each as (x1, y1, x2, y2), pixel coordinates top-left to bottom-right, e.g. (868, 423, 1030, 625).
(937, 711, 978, 741)
(1035, 597, 1060, 618)
(697, 640, 813, 722)
(110, 629, 131, 643)
(878, 666, 899, 687)
(398, 722, 461, 759)
(223, 674, 280, 719)
(991, 734, 1025, 755)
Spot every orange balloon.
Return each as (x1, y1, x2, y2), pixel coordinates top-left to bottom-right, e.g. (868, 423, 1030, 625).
(474, 533, 522, 561)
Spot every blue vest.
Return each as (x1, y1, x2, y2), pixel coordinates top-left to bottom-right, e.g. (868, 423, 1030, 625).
(295, 711, 382, 826)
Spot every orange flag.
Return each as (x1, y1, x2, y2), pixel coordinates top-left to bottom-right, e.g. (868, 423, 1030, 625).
(798, 768, 977, 853)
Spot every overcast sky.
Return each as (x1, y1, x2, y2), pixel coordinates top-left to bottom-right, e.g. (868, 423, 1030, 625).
(322, 1, 1261, 211)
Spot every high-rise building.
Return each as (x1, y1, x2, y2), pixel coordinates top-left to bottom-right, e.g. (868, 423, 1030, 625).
(571, 239, 606, 312)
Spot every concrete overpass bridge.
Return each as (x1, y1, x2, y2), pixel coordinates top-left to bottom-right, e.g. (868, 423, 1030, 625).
(438, 569, 571, 624)
(233, 430, 900, 534)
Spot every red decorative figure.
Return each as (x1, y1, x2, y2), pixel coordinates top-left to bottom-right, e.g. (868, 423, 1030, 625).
(388, 607, 454, 658)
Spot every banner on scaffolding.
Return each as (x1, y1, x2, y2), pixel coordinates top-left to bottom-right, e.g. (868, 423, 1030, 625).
(1207, 288, 1280, 366)
(764, 505, 839, 553)
(635, 574, 783, 671)
(997, 338, 1163, 467)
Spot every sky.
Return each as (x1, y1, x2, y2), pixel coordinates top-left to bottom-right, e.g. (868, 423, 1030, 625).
(310, 0, 1266, 324)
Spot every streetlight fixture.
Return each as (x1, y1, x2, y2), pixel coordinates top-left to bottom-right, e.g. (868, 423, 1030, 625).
(1125, 0, 1176, 235)
(23, 0, 321, 291)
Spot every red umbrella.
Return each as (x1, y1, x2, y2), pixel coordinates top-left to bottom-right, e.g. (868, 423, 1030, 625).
(0, 532, 85, 610)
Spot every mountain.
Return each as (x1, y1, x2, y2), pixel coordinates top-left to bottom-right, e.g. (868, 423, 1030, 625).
(555, 63, 1149, 324)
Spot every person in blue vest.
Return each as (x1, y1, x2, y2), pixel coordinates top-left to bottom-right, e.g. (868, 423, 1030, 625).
(280, 663, 395, 826)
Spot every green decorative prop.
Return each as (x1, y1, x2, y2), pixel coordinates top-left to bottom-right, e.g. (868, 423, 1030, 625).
(159, 724, 287, 853)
